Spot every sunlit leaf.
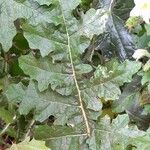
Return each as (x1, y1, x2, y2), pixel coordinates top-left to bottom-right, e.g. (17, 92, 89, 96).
(7, 137, 50, 150)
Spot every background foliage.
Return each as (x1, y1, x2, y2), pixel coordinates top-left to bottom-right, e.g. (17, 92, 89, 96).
(0, 0, 150, 149)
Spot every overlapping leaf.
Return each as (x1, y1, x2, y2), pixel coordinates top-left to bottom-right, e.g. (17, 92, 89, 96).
(5, 81, 81, 124)
(94, 0, 136, 61)
(88, 60, 141, 100)
(19, 53, 75, 94)
(21, 0, 108, 57)
(0, 0, 36, 51)
(1, 0, 149, 149)
(7, 137, 50, 150)
(17, 51, 141, 122)
(33, 114, 149, 150)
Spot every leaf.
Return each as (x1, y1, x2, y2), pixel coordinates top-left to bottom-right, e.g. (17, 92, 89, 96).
(16, 2, 109, 137)
(143, 60, 150, 72)
(0, 0, 64, 52)
(141, 69, 150, 91)
(113, 76, 150, 130)
(21, 0, 108, 57)
(33, 114, 149, 149)
(143, 104, 150, 115)
(113, 0, 134, 20)
(34, 125, 84, 140)
(95, 0, 136, 61)
(5, 82, 25, 103)
(131, 128, 150, 150)
(34, 124, 88, 150)
(0, 107, 14, 124)
(80, 0, 92, 11)
(19, 53, 75, 94)
(89, 60, 141, 100)
(17, 53, 140, 125)
(2, 0, 150, 149)
(33, 0, 53, 5)
(19, 52, 141, 99)
(112, 76, 141, 113)
(18, 53, 102, 112)
(133, 33, 150, 49)
(0, 0, 36, 51)
(7, 137, 50, 150)
(5, 81, 80, 124)
(87, 114, 147, 150)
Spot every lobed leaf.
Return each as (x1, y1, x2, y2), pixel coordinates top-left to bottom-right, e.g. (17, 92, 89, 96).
(7, 137, 50, 150)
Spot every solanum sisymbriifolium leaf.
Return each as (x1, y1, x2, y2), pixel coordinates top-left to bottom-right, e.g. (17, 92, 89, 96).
(33, 0, 54, 5)
(1, 0, 146, 149)
(7, 137, 50, 150)
(97, 0, 136, 60)
(32, 114, 149, 150)
(16, 0, 109, 138)
(0, 0, 64, 52)
(5, 81, 81, 124)
(18, 53, 75, 94)
(18, 52, 141, 114)
(21, 0, 108, 57)
(87, 114, 149, 150)
(142, 71, 150, 91)
(0, 0, 40, 51)
(88, 60, 141, 100)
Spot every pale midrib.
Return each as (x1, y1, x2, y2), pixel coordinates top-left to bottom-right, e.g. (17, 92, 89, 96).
(59, 0, 91, 136)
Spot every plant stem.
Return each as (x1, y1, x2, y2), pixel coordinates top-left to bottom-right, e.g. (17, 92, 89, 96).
(0, 115, 16, 136)
(0, 123, 11, 136)
(3, 53, 8, 73)
(23, 120, 35, 140)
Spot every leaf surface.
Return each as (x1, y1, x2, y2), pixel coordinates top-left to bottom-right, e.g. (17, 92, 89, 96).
(21, 0, 108, 57)
(7, 137, 50, 150)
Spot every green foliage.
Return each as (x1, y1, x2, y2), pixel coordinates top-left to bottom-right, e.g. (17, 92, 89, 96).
(0, 0, 150, 149)
(7, 137, 50, 150)
(33, 115, 150, 149)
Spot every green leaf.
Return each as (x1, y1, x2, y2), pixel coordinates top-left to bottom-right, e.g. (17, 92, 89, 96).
(2, 0, 149, 148)
(0, 107, 14, 124)
(18, 53, 140, 123)
(33, 0, 53, 5)
(5, 82, 25, 103)
(143, 104, 150, 114)
(19, 52, 140, 100)
(97, 0, 136, 60)
(89, 60, 141, 100)
(5, 81, 80, 124)
(21, 0, 108, 57)
(87, 115, 147, 150)
(133, 33, 150, 49)
(34, 124, 88, 150)
(145, 24, 150, 36)
(80, 0, 92, 11)
(7, 137, 50, 150)
(112, 76, 150, 130)
(34, 125, 84, 140)
(143, 60, 150, 72)
(0, 0, 64, 52)
(112, 75, 141, 113)
(19, 53, 75, 94)
(0, 0, 36, 51)
(33, 114, 149, 149)
(142, 71, 150, 91)
(131, 128, 150, 150)
(113, 0, 134, 20)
